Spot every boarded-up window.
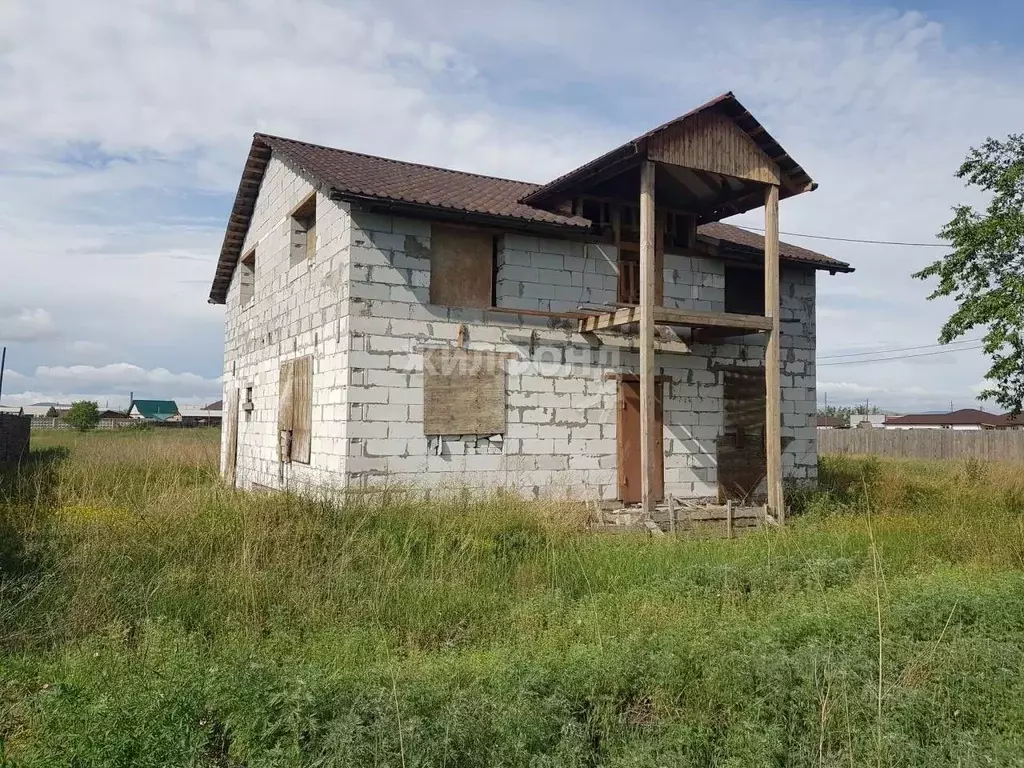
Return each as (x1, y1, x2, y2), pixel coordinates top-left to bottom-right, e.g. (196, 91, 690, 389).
(718, 368, 766, 501)
(278, 355, 312, 463)
(429, 226, 494, 309)
(290, 195, 316, 266)
(724, 266, 764, 316)
(423, 349, 506, 435)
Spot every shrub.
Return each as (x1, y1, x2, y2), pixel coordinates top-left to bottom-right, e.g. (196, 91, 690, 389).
(63, 401, 100, 432)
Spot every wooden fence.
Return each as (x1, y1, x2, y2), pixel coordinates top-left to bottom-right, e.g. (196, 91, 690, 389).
(818, 428, 1024, 461)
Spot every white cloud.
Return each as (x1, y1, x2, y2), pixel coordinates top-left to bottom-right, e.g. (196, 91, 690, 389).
(0, 308, 59, 342)
(35, 362, 218, 389)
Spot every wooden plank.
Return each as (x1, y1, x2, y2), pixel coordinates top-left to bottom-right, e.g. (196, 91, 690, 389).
(764, 184, 784, 522)
(657, 306, 772, 331)
(430, 226, 493, 309)
(646, 111, 780, 185)
(578, 306, 773, 333)
(639, 160, 657, 520)
(278, 359, 295, 463)
(224, 388, 239, 488)
(423, 349, 506, 435)
(291, 355, 313, 464)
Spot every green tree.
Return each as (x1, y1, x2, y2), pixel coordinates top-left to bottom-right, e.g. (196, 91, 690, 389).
(915, 134, 1024, 413)
(64, 400, 101, 432)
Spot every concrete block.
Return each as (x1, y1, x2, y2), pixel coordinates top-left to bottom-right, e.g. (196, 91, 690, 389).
(365, 403, 408, 422)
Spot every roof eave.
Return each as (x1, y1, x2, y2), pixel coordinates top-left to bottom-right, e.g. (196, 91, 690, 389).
(331, 190, 594, 238)
(208, 135, 273, 305)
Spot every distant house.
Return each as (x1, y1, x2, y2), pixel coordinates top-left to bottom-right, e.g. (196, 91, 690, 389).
(849, 414, 886, 429)
(97, 409, 129, 420)
(179, 402, 223, 427)
(128, 400, 181, 422)
(816, 415, 846, 429)
(17, 404, 71, 418)
(885, 409, 1012, 431)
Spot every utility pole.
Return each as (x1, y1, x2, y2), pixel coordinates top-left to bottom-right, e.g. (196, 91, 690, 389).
(0, 346, 6, 405)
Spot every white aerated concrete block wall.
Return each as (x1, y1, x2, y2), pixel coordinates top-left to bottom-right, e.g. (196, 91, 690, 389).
(495, 235, 619, 314)
(339, 211, 817, 500)
(658, 251, 818, 492)
(222, 156, 354, 491)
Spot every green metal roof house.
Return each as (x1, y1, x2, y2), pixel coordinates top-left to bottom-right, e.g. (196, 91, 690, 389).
(127, 399, 181, 422)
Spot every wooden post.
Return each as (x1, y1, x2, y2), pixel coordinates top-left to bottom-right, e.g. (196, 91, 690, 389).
(764, 184, 784, 523)
(639, 160, 657, 520)
(726, 499, 734, 539)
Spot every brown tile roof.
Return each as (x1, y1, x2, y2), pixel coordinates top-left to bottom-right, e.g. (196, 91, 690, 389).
(209, 109, 852, 304)
(257, 134, 590, 229)
(697, 222, 848, 272)
(817, 415, 847, 428)
(884, 409, 1013, 427)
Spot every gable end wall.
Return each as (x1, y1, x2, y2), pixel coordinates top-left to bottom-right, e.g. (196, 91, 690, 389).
(221, 154, 354, 491)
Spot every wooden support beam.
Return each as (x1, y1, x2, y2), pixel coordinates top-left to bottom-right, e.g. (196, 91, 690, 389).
(486, 306, 591, 321)
(578, 306, 773, 334)
(640, 160, 656, 521)
(764, 184, 784, 523)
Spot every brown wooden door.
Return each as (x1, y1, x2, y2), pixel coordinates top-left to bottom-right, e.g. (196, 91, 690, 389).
(617, 379, 664, 503)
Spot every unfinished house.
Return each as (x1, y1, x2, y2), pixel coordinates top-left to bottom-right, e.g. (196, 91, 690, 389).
(209, 92, 853, 518)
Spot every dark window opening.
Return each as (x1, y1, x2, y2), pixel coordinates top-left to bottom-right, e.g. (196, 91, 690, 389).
(666, 212, 696, 250)
(724, 265, 764, 315)
(290, 195, 316, 266)
(240, 250, 256, 307)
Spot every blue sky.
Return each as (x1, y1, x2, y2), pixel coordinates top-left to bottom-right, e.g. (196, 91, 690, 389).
(0, 0, 1022, 411)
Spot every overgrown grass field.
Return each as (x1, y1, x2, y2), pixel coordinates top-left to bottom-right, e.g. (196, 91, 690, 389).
(2, 430, 1024, 766)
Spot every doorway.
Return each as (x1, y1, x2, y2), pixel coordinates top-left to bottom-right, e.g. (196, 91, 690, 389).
(617, 378, 664, 503)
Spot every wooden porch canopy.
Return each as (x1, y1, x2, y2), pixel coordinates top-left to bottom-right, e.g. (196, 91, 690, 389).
(525, 92, 816, 523)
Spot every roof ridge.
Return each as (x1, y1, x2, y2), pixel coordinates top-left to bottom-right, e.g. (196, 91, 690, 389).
(254, 132, 546, 189)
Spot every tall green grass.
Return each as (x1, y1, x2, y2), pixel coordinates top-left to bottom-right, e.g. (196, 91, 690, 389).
(2, 433, 1024, 766)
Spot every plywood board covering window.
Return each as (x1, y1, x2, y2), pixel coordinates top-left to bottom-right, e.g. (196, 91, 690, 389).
(278, 355, 312, 463)
(423, 349, 506, 435)
(290, 195, 316, 266)
(429, 226, 493, 309)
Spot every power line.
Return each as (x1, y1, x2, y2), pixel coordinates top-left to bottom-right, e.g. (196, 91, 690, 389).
(734, 224, 947, 248)
(818, 345, 985, 366)
(819, 338, 985, 360)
